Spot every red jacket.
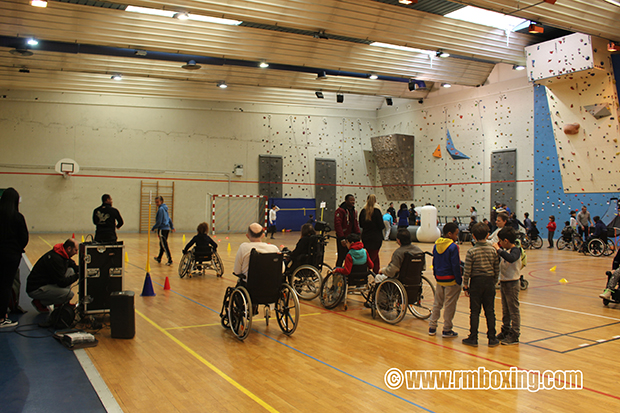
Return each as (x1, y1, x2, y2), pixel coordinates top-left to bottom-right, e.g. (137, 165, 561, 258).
(334, 202, 360, 238)
(546, 221, 557, 232)
(333, 242, 373, 275)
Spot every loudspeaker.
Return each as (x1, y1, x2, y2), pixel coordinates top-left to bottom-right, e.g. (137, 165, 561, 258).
(110, 291, 135, 339)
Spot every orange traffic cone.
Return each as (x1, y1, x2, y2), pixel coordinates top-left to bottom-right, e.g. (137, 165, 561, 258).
(72, 233, 75, 239)
(164, 276, 171, 290)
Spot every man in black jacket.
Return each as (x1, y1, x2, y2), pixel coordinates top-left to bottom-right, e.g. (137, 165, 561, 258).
(93, 194, 124, 243)
(27, 239, 79, 312)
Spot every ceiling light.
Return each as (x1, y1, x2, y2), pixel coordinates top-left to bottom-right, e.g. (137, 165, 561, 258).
(182, 60, 201, 70)
(126, 6, 175, 18)
(528, 23, 544, 34)
(336, 94, 344, 103)
(30, 0, 47, 7)
(370, 42, 434, 56)
(408, 79, 426, 91)
(173, 12, 189, 20)
(27, 38, 39, 46)
(217, 81, 227, 89)
(604, 0, 620, 6)
(398, 0, 415, 4)
(111, 74, 122, 81)
(441, 83, 452, 88)
(436, 50, 450, 58)
(369, 74, 378, 80)
(445, 6, 527, 32)
(259, 61, 269, 68)
(386, 97, 393, 106)
(316, 71, 327, 80)
(608, 42, 619, 52)
(315, 91, 324, 99)
(513, 64, 526, 71)
(187, 14, 242, 25)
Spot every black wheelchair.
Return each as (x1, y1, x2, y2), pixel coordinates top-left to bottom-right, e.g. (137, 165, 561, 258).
(582, 232, 615, 257)
(602, 271, 620, 306)
(178, 245, 224, 278)
(220, 249, 300, 341)
(320, 264, 374, 311)
(286, 232, 334, 300)
(370, 252, 436, 324)
(556, 231, 583, 251)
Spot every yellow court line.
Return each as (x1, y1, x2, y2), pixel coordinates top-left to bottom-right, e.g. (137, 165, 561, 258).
(164, 312, 323, 331)
(136, 310, 280, 413)
(38, 235, 52, 248)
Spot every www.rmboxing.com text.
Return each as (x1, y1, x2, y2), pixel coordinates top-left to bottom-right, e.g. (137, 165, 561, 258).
(384, 367, 582, 392)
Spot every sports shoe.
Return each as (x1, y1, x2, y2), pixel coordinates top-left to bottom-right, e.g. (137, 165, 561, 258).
(488, 338, 500, 347)
(166, 261, 173, 266)
(497, 330, 509, 341)
(501, 334, 519, 345)
(600, 289, 613, 300)
(428, 328, 436, 336)
(32, 299, 49, 313)
(154, 257, 162, 263)
(462, 337, 478, 347)
(0, 319, 18, 328)
(442, 330, 458, 338)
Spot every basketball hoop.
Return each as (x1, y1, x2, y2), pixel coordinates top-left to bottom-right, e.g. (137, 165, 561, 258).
(55, 158, 79, 178)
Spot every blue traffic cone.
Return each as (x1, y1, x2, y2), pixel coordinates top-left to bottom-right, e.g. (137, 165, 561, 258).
(141, 273, 156, 297)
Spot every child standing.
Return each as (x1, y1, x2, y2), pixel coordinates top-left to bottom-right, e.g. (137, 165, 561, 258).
(569, 210, 578, 232)
(546, 215, 556, 248)
(492, 227, 521, 345)
(428, 223, 462, 338)
(382, 211, 394, 241)
(462, 222, 500, 347)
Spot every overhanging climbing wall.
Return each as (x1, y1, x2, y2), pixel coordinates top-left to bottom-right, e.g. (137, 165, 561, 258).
(491, 149, 517, 211)
(315, 158, 337, 226)
(370, 134, 415, 201)
(259, 155, 283, 200)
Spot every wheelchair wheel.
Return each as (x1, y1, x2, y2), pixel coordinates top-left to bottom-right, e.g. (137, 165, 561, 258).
(520, 278, 529, 290)
(603, 240, 615, 257)
(212, 252, 224, 276)
(556, 239, 568, 250)
(291, 265, 322, 300)
(408, 276, 435, 320)
(276, 284, 300, 335)
(228, 287, 252, 340)
(178, 252, 193, 278)
(375, 279, 407, 325)
(588, 238, 605, 257)
(520, 235, 531, 250)
(320, 271, 345, 309)
(530, 236, 543, 249)
(572, 237, 583, 251)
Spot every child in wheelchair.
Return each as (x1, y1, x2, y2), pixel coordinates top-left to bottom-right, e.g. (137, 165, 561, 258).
(284, 223, 316, 271)
(560, 221, 575, 243)
(332, 233, 373, 278)
(580, 216, 607, 253)
(375, 229, 424, 284)
(599, 248, 620, 302)
(528, 221, 540, 241)
(182, 222, 218, 270)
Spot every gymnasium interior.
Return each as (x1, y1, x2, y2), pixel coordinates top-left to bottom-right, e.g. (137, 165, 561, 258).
(1, 0, 620, 412)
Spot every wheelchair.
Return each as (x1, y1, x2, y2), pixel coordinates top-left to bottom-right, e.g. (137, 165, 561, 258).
(582, 236, 615, 257)
(556, 232, 583, 251)
(320, 264, 374, 311)
(286, 233, 334, 300)
(219, 249, 300, 341)
(602, 271, 620, 306)
(178, 246, 224, 278)
(370, 251, 436, 324)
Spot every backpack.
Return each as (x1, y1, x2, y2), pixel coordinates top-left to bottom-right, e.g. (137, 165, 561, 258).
(515, 239, 527, 269)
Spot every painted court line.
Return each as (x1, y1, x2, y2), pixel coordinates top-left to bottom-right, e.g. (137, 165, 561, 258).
(74, 349, 124, 413)
(136, 310, 280, 413)
(164, 313, 324, 330)
(518, 301, 620, 321)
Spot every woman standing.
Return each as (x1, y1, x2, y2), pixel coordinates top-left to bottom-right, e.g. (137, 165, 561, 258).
(470, 206, 477, 223)
(358, 195, 384, 273)
(397, 203, 410, 229)
(408, 203, 417, 226)
(0, 188, 29, 328)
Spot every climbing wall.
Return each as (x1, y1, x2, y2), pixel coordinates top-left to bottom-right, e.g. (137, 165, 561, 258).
(315, 158, 337, 226)
(258, 154, 283, 200)
(533, 84, 618, 221)
(490, 149, 517, 212)
(370, 134, 415, 201)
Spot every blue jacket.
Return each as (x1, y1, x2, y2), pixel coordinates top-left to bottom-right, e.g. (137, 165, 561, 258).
(432, 237, 462, 286)
(152, 203, 174, 231)
(382, 213, 393, 225)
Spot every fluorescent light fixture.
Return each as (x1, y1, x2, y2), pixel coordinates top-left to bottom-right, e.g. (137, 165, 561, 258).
(126, 6, 175, 17)
(513, 64, 525, 71)
(173, 12, 189, 20)
(111, 74, 122, 81)
(604, 0, 620, 7)
(30, 0, 47, 7)
(608, 42, 619, 52)
(316, 71, 327, 80)
(27, 38, 39, 46)
(399, 0, 414, 4)
(445, 6, 527, 32)
(315, 91, 324, 99)
(441, 83, 451, 88)
(437, 51, 450, 58)
(370, 42, 434, 56)
(187, 14, 242, 25)
(369, 74, 378, 80)
(259, 61, 269, 68)
(217, 81, 227, 88)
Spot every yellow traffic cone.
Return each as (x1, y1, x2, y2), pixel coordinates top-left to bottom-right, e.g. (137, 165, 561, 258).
(559, 278, 568, 284)
(182, 234, 186, 243)
(81, 235, 85, 243)
(549, 266, 557, 272)
(125, 252, 129, 262)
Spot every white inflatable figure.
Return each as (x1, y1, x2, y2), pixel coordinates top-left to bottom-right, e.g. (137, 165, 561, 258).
(416, 205, 441, 243)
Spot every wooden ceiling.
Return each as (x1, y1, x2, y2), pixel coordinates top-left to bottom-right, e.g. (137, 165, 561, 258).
(0, 0, 617, 109)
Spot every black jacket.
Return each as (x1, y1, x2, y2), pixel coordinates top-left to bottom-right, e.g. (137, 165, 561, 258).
(359, 208, 384, 251)
(93, 204, 124, 242)
(0, 211, 29, 257)
(290, 235, 314, 269)
(183, 233, 218, 256)
(26, 247, 79, 293)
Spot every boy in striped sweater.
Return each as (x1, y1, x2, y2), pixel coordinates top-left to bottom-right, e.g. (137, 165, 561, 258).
(428, 223, 462, 338)
(462, 222, 500, 347)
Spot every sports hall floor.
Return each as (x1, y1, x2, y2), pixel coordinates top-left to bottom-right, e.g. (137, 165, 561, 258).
(5, 231, 620, 412)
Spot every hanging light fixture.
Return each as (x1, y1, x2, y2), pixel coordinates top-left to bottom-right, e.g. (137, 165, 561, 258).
(528, 23, 544, 33)
(608, 42, 619, 52)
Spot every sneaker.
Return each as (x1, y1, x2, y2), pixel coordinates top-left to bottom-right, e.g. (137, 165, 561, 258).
(501, 334, 520, 345)
(154, 257, 162, 263)
(600, 289, 613, 300)
(166, 261, 173, 266)
(462, 337, 478, 347)
(428, 328, 436, 336)
(488, 338, 500, 347)
(497, 330, 509, 341)
(32, 299, 49, 313)
(442, 330, 458, 338)
(0, 319, 18, 328)
(363, 301, 371, 309)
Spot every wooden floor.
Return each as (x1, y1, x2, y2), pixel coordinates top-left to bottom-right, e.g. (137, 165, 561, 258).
(26, 232, 620, 413)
